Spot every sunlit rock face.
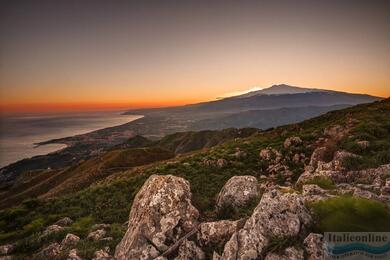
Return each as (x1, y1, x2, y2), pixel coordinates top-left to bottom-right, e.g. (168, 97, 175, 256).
(216, 175, 259, 209)
(114, 174, 199, 260)
(219, 190, 312, 260)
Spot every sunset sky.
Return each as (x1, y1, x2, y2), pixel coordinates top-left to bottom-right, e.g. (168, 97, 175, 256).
(1, 0, 389, 113)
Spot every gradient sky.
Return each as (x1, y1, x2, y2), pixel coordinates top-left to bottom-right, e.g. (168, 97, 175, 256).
(1, 0, 389, 112)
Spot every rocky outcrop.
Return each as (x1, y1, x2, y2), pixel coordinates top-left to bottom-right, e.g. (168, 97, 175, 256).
(216, 176, 259, 209)
(264, 247, 304, 260)
(61, 233, 80, 249)
(284, 137, 302, 149)
(259, 148, 281, 163)
(54, 217, 73, 227)
(302, 184, 331, 202)
(91, 223, 110, 231)
(42, 224, 64, 237)
(37, 243, 61, 258)
(219, 190, 311, 259)
(356, 140, 370, 149)
(197, 220, 241, 246)
(87, 229, 106, 241)
(68, 249, 82, 260)
(216, 159, 228, 168)
(297, 150, 360, 185)
(93, 246, 114, 260)
(174, 239, 205, 260)
(309, 147, 329, 168)
(303, 233, 324, 260)
(114, 175, 199, 260)
(323, 125, 349, 141)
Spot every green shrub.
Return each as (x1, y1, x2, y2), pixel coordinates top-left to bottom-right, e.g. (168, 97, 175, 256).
(309, 196, 390, 232)
(217, 202, 237, 220)
(342, 156, 366, 171)
(76, 240, 109, 259)
(70, 216, 95, 237)
(303, 176, 336, 190)
(22, 218, 45, 234)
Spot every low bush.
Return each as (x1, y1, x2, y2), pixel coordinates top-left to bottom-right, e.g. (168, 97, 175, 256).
(309, 196, 390, 232)
(303, 176, 336, 190)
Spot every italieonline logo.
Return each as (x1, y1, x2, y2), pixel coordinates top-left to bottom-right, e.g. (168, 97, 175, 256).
(325, 232, 390, 259)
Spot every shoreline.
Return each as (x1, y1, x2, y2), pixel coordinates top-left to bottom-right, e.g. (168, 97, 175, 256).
(0, 113, 144, 168)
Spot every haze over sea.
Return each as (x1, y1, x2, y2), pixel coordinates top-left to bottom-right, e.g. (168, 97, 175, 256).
(0, 111, 141, 168)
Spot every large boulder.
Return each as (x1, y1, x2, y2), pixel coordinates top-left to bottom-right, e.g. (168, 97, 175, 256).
(216, 176, 259, 209)
(309, 147, 329, 168)
(219, 190, 312, 259)
(114, 175, 199, 260)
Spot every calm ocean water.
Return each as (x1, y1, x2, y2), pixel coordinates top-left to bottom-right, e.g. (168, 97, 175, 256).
(0, 111, 142, 168)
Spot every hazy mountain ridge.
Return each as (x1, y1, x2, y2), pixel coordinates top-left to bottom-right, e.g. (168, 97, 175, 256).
(125, 84, 380, 116)
(0, 85, 381, 189)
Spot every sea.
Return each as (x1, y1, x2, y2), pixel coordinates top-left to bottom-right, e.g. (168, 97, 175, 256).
(0, 110, 142, 168)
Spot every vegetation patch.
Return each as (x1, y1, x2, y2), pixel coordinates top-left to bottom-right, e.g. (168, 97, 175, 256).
(309, 196, 390, 232)
(302, 176, 336, 190)
(262, 235, 300, 255)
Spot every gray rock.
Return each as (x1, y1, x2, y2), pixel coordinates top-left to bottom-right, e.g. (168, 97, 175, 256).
(54, 217, 73, 227)
(356, 140, 370, 149)
(260, 148, 282, 163)
(216, 176, 259, 209)
(309, 147, 329, 168)
(217, 159, 228, 168)
(37, 243, 61, 258)
(93, 246, 114, 260)
(91, 224, 110, 231)
(114, 175, 199, 260)
(197, 220, 241, 246)
(233, 148, 247, 158)
(61, 233, 80, 249)
(174, 239, 205, 260)
(323, 125, 348, 141)
(42, 224, 64, 237)
(87, 229, 106, 241)
(219, 190, 311, 259)
(284, 137, 302, 149)
(303, 233, 324, 260)
(302, 184, 330, 203)
(67, 249, 82, 260)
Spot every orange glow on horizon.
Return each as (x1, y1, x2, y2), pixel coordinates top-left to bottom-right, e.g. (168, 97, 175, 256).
(0, 99, 206, 114)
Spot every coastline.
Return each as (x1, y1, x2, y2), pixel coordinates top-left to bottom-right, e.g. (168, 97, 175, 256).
(0, 113, 144, 168)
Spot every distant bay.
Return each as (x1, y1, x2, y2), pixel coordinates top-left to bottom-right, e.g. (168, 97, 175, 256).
(0, 111, 142, 168)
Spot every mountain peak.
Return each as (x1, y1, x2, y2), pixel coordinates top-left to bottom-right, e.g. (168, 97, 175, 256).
(235, 84, 325, 98)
